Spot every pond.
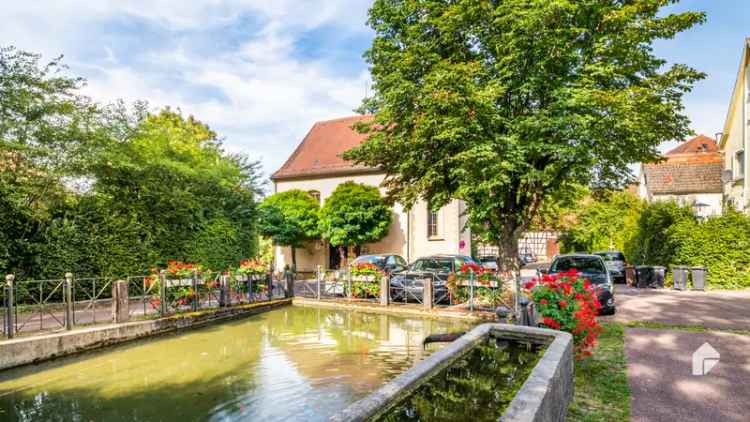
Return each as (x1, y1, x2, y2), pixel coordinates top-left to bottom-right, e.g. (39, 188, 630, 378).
(372, 338, 543, 421)
(0, 305, 472, 421)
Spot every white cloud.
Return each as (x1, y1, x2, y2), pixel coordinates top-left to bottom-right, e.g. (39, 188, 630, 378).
(1, 1, 374, 177)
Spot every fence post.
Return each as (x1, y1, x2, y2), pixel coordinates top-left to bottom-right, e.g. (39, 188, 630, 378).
(64, 273, 74, 330)
(112, 280, 129, 323)
(380, 274, 390, 306)
(191, 270, 199, 311)
(423, 274, 433, 311)
(4, 274, 14, 339)
(266, 273, 273, 301)
(285, 270, 294, 299)
(469, 270, 475, 312)
(219, 273, 228, 307)
(347, 270, 353, 300)
(159, 270, 167, 316)
(316, 265, 322, 300)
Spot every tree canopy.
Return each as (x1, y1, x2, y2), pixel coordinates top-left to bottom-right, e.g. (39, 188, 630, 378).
(319, 182, 392, 253)
(258, 189, 320, 268)
(1, 46, 262, 278)
(346, 0, 705, 271)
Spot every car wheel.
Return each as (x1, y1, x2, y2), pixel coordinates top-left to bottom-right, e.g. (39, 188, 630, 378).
(600, 306, 616, 316)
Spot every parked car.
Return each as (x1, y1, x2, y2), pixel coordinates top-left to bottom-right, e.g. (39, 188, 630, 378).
(350, 254, 408, 275)
(390, 254, 479, 303)
(547, 254, 616, 315)
(593, 250, 627, 284)
(478, 256, 498, 272)
(519, 248, 537, 265)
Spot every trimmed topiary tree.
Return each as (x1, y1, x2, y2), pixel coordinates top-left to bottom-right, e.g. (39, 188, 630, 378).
(258, 190, 320, 270)
(319, 182, 392, 266)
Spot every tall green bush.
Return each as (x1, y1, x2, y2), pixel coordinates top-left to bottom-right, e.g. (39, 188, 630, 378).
(670, 212, 750, 289)
(559, 190, 644, 259)
(628, 201, 695, 265)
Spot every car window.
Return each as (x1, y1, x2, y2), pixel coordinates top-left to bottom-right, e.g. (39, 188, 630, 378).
(595, 252, 625, 262)
(411, 258, 451, 272)
(551, 257, 606, 274)
(386, 256, 396, 266)
(396, 256, 407, 266)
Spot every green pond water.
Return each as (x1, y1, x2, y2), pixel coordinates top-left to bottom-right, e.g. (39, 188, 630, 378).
(374, 338, 543, 422)
(0, 305, 472, 421)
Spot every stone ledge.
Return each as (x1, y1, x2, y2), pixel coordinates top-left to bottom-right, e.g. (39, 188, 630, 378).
(330, 323, 573, 422)
(0, 299, 291, 371)
(292, 297, 496, 321)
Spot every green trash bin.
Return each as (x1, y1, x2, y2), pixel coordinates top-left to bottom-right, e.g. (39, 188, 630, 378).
(671, 266, 688, 290)
(691, 266, 707, 291)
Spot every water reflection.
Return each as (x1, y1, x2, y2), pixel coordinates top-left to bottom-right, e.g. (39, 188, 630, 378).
(0, 306, 471, 421)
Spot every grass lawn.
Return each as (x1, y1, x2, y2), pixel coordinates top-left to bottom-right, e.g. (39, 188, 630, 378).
(567, 322, 630, 422)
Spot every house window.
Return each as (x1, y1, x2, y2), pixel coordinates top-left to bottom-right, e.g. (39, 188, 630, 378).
(427, 204, 439, 239)
(308, 190, 321, 203)
(735, 150, 745, 179)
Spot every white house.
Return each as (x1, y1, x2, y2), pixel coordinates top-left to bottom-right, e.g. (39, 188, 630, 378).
(270, 115, 472, 272)
(638, 135, 723, 218)
(719, 37, 750, 211)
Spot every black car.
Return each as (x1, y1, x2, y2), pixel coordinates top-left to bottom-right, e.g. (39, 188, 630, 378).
(593, 251, 627, 284)
(548, 254, 616, 315)
(350, 254, 408, 275)
(390, 255, 479, 303)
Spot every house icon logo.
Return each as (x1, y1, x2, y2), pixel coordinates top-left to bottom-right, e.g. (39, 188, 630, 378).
(692, 342, 720, 376)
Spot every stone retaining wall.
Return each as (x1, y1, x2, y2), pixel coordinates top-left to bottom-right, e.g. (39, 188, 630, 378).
(0, 299, 291, 371)
(330, 323, 574, 422)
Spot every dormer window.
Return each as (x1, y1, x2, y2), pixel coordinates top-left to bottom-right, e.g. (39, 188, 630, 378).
(308, 190, 321, 203)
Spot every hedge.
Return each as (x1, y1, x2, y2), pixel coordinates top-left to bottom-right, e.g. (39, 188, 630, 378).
(669, 211, 750, 289)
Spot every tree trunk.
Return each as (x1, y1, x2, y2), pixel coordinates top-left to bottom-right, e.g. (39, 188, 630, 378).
(339, 246, 347, 269)
(497, 224, 522, 276)
(291, 246, 297, 273)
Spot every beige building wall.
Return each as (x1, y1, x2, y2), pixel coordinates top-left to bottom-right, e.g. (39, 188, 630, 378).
(722, 45, 749, 211)
(273, 173, 470, 272)
(651, 193, 723, 218)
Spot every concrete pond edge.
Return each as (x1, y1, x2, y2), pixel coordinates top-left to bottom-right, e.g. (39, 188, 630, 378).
(0, 299, 291, 371)
(330, 323, 574, 422)
(292, 297, 497, 321)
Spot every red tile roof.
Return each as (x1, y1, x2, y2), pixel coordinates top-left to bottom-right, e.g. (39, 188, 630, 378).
(272, 115, 377, 180)
(665, 135, 718, 155)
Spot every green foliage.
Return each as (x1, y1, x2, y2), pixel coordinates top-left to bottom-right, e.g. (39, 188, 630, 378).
(559, 190, 645, 260)
(258, 190, 320, 247)
(669, 211, 750, 289)
(0, 46, 261, 278)
(628, 201, 695, 266)
(346, 0, 704, 270)
(319, 182, 392, 247)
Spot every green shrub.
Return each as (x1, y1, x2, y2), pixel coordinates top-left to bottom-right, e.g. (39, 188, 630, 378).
(559, 190, 645, 260)
(669, 212, 750, 289)
(627, 201, 695, 265)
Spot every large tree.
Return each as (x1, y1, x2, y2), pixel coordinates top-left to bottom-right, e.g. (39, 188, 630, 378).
(346, 0, 705, 273)
(319, 182, 392, 266)
(258, 190, 320, 270)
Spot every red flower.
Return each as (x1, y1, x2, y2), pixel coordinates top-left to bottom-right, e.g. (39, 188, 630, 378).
(539, 299, 548, 305)
(543, 317, 561, 330)
(559, 299, 568, 309)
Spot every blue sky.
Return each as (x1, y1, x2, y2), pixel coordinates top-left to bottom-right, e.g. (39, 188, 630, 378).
(1, 1, 748, 178)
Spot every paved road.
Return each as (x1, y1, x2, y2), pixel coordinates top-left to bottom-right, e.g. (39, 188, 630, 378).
(626, 328, 750, 422)
(606, 285, 750, 330)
